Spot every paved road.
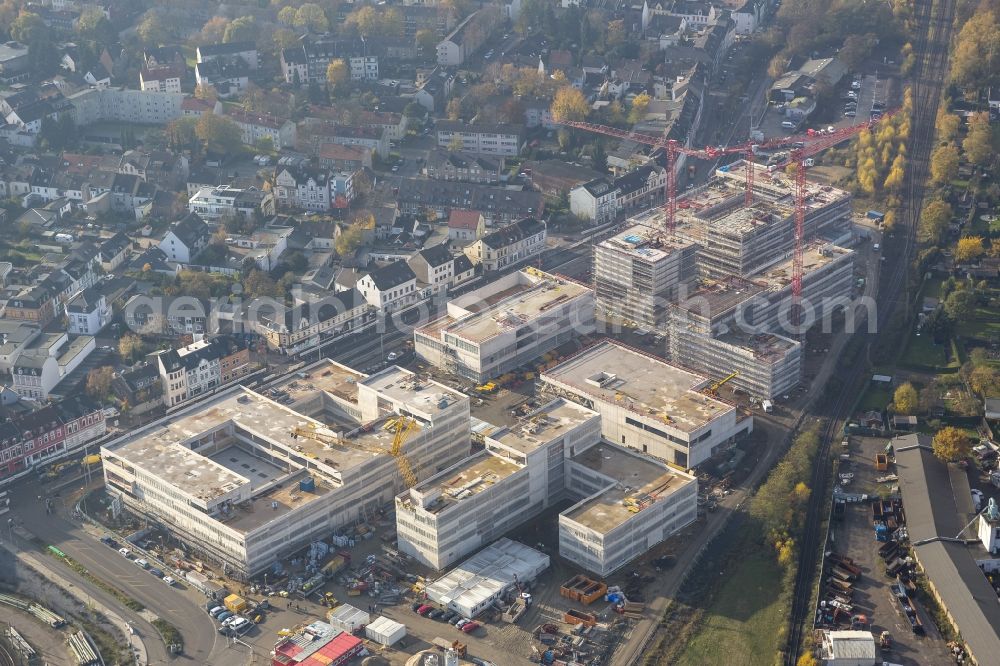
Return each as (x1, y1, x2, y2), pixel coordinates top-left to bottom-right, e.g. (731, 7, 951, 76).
(4, 483, 224, 663)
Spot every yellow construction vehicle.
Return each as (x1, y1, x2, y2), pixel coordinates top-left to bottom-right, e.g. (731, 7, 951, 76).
(474, 382, 497, 394)
(705, 371, 739, 396)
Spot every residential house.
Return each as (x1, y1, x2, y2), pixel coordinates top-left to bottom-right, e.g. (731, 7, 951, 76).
(123, 295, 209, 336)
(250, 289, 376, 355)
(360, 110, 408, 141)
(318, 143, 373, 171)
(0, 320, 41, 372)
(65, 287, 111, 335)
(196, 42, 259, 70)
(159, 212, 209, 263)
(2, 282, 58, 326)
(181, 96, 214, 118)
(188, 186, 273, 222)
(195, 59, 250, 99)
(413, 66, 454, 112)
(144, 46, 186, 69)
(139, 65, 183, 93)
(280, 37, 378, 86)
(424, 150, 503, 184)
(274, 165, 334, 212)
(225, 108, 297, 150)
(395, 178, 543, 226)
(110, 173, 155, 218)
(615, 164, 666, 214)
(158, 335, 252, 407)
(322, 125, 390, 159)
(436, 121, 523, 157)
(436, 8, 501, 66)
(99, 232, 131, 271)
(11, 332, 95, 400)
(118, 150, 189, 189)
(463, 218, 547, 272)
(570, 178, 620, 225)
(407, 244, 476, 295)
(0, 396, 106, 479)
(356, 260, 419, 312)
(447, 209, 485, 244)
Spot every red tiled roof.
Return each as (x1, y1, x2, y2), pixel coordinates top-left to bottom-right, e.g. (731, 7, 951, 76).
(448, 209, 481, 230)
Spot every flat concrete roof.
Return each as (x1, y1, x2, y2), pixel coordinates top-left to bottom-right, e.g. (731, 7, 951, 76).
(422, 272, 590, 344)
(563, 443, 694, 535)
(542, 341, 733, 433)
(362, 366, 466, 413)
(223, 469, 332, 533)
(276, 360, 365, 405)
(752, 242, 853, 291)
(411, 452, 522, 513)
(597, 225, 698, 263)
(490, 399, 596, 455)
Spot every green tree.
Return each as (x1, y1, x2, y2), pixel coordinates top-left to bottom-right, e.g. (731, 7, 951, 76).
(277, 6, 297, 26)
(195, 114, 243, 155)
(224, 16, 256, 44)
(11, 11, 44, 43)
(839, 33, 877, 70)
(893, 382, 919, 414)
(243, 269, 282, 298)
(944, 289, 976, 322)
(255, 136, 274, 154)
(416, 28, 438, 54)
(929, 143, 959, 186)
(932, 426, 972, 462)
(294, 4, 329, 33)
(76, 8, 115, 46)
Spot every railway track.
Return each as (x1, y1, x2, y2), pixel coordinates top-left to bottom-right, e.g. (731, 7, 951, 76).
(0, 640, 14, 666)
(782, 0, 956, 662)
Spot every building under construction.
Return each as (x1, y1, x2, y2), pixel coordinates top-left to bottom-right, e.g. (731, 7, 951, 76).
(395, 397, 698, 577)
(101, 360, 470, 577)
(591, 162, 856, 399)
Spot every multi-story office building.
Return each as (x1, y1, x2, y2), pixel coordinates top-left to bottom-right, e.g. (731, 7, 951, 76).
(593, 224, 699, 327)
(101, 361, 471, 577)
(541, 340, 752, 468)
(414, 269, 594, 382)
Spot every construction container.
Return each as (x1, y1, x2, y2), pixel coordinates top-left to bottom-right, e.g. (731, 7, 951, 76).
(224, 594, 247, 614)
(562, 609, 597, 627)
(875, 453, 889, 472)
(365, 616, 406, 646)
(327, 604, 369, 634)
(322, 555, 347, 578)
(559, 575, 607, 605)
(299, 476, 316, 492)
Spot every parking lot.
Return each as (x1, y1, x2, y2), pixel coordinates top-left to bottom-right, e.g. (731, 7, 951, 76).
(824, 435, 954, 665)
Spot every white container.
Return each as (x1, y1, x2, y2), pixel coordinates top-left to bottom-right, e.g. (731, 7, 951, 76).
(365, 616, 406, 646)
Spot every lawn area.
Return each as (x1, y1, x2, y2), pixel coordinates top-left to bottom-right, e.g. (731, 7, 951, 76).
(899, 330, 952, 369)
(957, 320, 1000, 340)
(675, 550, 786, 666)
(858, 384, 893, 411)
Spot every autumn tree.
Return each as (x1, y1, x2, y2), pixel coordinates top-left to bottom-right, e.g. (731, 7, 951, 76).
(446, 98, 462, 122)
(936, 109, 961, 143)
(932, 426, 972, 462)
(342, 5, 404, 38)
(627, 93, 651, 125)
(198, 16, 228, 44)
(224, 16, 256, 44)
(85, 366, 115, 401)
(883, 154, 906, 192)
(930, 143, 960, 186)
(882, 209, 898, 231)
(894, 382, 919, 414)
(950, 9, 1000, 89)
(796, 652, 819, 666)
(839, 33, 877, 70)
(956, 236, 986, 263)
(136, 11, 168, 47)
(243, 269, 282, 298)
(196, 114, 243, 155)
(963, 112, 994, 168)
(294, 3, 329, 33)
(970, 365, 1000, 396)
(326, 59, 349, 90)
(447, 134, 464, 152)
(917, 199, 952, 245)
(76, 8, 115, 46)
(550, 87, 589, 123)
(119, 333, 144, 362)
(335, 223, 367, 256)
(277, 6, 297, 25)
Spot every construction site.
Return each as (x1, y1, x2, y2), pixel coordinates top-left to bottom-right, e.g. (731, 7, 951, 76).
(100, 361, 471, 578)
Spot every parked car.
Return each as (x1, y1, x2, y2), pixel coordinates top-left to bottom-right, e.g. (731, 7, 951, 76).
(101, 537, 120, 549)
(461, 621, 481, 633)
(163, 576, 175, 586)
(844, 111, 856, 117)
(208, 606, 225, 618)
(455, 618, 470, 628)
(118, 547, 130, 558)
(411, 601, 424, 612)
(442, 611, 457, 623)
(149, 568, 163, 577)
(216, 611, 233, 623)
(450, 615, 465, 625)
(134, 558, 149, 569)
(417, 605, 433, 616)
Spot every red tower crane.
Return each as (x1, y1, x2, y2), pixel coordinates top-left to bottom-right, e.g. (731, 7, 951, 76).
(559, 113, 895, 304)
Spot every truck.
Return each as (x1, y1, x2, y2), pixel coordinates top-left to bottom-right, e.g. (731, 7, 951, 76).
(829, 567, 853, 583)
(322, 555, 346, 578)
(186, 571, 227, 599)
(761, 400, 773, 413)
(224, 594, 248, 614)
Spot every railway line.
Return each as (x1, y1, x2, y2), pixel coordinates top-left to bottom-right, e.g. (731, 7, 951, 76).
(782, 0, 956, 661)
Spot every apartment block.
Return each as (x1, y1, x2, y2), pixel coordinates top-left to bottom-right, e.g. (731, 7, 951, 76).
(101, 362, 471, 577)
(436, 121, 523, 157)
(157, 335, 252, 408)
(463, 218, 546, 272)
(414, 269, 594, 382)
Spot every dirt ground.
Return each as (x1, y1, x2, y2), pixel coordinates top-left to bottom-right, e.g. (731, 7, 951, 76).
(825, 435, 955, 665)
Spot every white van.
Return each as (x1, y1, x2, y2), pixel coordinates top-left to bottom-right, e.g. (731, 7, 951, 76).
(781, 120, 795, 129)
